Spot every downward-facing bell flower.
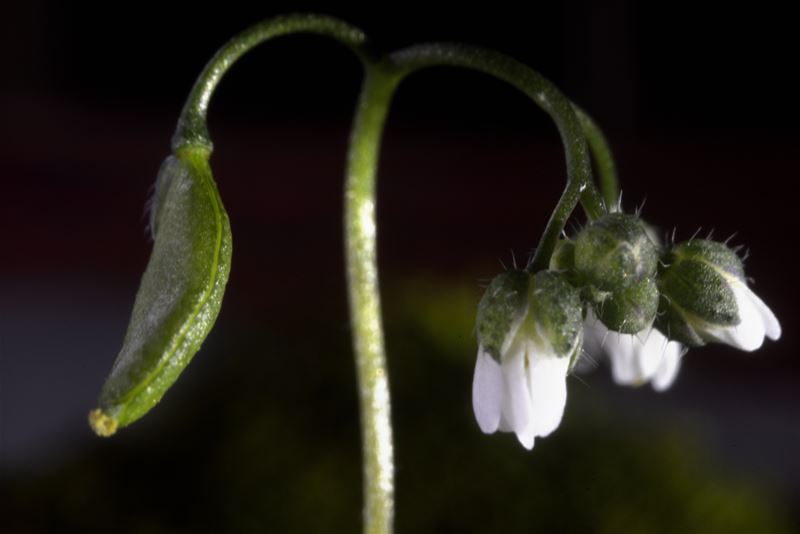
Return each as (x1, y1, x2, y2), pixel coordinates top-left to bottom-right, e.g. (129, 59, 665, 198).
(472, 269, 582, 450)
(657, 239, 781, 350)
(583, 310, 685, 391)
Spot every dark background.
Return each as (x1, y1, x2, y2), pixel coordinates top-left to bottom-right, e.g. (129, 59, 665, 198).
(2, 2, 798, 532)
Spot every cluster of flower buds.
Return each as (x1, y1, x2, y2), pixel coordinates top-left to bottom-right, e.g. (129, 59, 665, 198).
(473, 212, 780, 450)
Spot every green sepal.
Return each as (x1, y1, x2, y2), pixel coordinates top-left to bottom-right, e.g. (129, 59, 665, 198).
(476, 269, 530, 360)
(567, 326, 584, 373)
(90, 146, 233, 435)
(526, 271, 583, 358)
(574, 213, 659, 291)
(595, 276, 658, 334)
(655, 296, 705, 347)
(659, 250, 739, 325)
(671, 239, 745, 281)
(549, 239, 575, 272)
(655, 239, 742, 346)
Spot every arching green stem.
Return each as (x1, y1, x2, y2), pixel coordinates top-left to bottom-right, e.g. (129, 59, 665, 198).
(172, 14, 369, 150)
(169, 16, 617, 534)
(389, 44, 607, 272)
(169, 14, 395, 534)
(573, 105, 620, 210)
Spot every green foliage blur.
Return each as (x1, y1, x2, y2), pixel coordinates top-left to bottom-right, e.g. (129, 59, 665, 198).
(2, 278, 792, 533)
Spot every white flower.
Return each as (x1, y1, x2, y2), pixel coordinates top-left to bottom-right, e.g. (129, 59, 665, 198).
(583, 310, 685, 391)
(694, 276, 781, 351)
(657, 239, 781, 352)
(472, 340, 571, 450)
(472, 270, 582, 450)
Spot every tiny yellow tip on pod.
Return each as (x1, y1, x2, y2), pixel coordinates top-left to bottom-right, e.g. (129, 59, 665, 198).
(88, 409, 119, 437)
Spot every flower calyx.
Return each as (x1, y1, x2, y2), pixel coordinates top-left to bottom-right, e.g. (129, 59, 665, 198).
(656, 239, 780, 351)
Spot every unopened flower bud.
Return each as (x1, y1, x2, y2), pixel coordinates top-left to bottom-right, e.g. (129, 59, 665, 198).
(656, 239, 780, 350)
(574, 213, 659, 292)
(595, 276, 659, 334)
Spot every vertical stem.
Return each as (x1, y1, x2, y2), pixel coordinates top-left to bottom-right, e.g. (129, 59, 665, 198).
(573, 105, 620, 209)
(345, 64, 400, 534)
(166, 15, 396, 532)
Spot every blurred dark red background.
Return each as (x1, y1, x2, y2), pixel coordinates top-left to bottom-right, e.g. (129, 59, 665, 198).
(2, 2, 798, 532)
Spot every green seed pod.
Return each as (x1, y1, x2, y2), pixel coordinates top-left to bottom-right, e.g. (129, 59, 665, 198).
(595, 276, 659, 334)
(574, 213, 659, 291)
(89, 146, 232, 436)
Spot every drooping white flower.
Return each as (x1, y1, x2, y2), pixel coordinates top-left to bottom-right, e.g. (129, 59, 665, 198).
(695, 276, 781, 351)
(583, 310, 685, 391)
(473, 336, 572, 449)
(657, 239, 781, 351)
(472, 270, 582, 450)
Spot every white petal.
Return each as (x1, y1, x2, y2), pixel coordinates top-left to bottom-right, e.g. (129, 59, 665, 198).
(583, 311, 640, 384)
(497, 413, 512, 432)
(608, 331, 640, 385)
(741, 284, 781, 341)
(651, 341, 684, 392)
(472, 348, 504, 434)
(704, 282, 765, 351)
(584, 312, 684, 389)
(527, 352, 569, 438)
(501, 349, 534, 449)
(632, 328, 665, 381)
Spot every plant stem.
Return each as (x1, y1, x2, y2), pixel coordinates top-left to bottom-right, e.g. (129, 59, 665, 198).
(345, 63, 401, 534)
(172, 17, 620, 534)
(170, 14, 395, 534)
(572, 105, 620, 210)
(172, 14, 368, 150)
(389, 44, 607, 272)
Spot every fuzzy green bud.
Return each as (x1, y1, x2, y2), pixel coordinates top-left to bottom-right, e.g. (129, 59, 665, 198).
(595, 276, 659, 334)
(574, 213, 659, 292)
